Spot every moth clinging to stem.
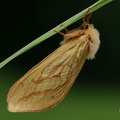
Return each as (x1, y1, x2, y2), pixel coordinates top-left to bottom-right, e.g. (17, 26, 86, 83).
(7, 9, 100, 112)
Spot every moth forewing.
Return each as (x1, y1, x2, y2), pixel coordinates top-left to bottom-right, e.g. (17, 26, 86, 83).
(7, 36, 90, 112)
(7, 9, 100, 112)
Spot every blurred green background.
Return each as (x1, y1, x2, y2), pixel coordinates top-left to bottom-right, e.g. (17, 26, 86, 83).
(0, 0, 120, 120)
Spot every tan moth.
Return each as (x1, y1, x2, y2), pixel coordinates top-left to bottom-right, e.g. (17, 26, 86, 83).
(7, 9, 100, 112)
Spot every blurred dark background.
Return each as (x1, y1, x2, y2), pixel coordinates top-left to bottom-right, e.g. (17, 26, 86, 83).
(0, 0, 120, 120)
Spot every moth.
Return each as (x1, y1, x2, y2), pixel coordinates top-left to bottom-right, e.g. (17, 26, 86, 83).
(7, 9, 100, 112)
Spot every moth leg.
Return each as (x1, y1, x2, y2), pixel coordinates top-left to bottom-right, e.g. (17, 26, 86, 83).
(86, 13, 92, 23)
(55, 30, 84, 38)
(65, 32, 84, 38)
(54, 29, 72, 35)
(64, 28, 69, 33)
(82, 8, 92, 30)
(54, 30, 65, 36)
